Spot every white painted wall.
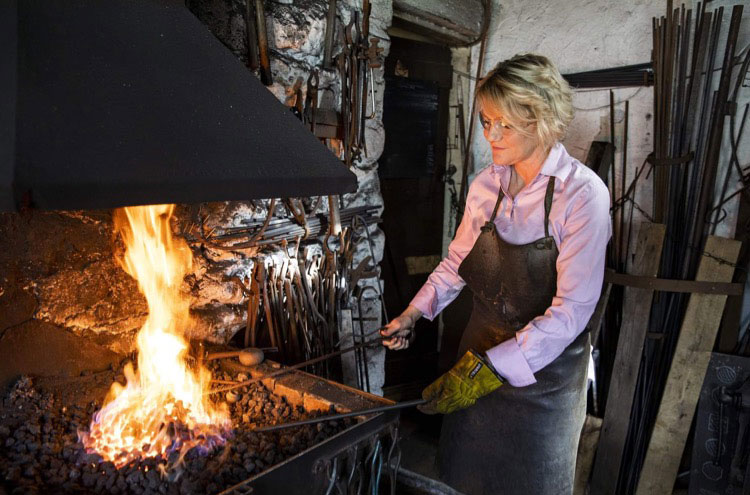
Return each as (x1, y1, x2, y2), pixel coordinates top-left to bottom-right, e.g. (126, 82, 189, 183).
(445, 0, 750, 261)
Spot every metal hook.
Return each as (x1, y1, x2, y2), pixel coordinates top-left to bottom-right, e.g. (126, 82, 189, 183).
(366, 68, 376, 119)
(323, 457, 339, 495)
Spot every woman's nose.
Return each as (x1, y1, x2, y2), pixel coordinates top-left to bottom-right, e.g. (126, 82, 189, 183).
(487, 124, 504, 141)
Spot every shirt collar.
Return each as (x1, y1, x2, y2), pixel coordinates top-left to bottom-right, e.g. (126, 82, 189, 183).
(489, 142, 572, 183)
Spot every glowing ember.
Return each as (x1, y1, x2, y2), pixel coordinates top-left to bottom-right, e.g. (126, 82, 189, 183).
(79, 205, 230, 468)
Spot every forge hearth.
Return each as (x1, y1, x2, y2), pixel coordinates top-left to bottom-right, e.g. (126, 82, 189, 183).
(0, 359, 397, 495)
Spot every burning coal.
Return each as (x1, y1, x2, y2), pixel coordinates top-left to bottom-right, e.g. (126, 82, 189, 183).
(79, 205, 230, 468)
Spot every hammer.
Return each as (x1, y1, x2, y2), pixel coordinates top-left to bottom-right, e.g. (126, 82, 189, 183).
(204, 347, 277, 366)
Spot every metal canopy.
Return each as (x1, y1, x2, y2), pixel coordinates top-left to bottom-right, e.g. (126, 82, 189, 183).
(4, 0, 356, 211)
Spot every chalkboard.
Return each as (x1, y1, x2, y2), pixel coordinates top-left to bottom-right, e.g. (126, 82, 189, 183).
(689, 352, 750, 494)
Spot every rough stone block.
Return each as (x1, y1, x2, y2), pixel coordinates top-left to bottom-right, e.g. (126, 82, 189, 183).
(302, 393, 334, 413)
(273, 378, 304, 407)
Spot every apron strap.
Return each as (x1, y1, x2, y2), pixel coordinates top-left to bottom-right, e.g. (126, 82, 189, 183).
(488, 183, 506, 223)
(544, 176, 556, 237)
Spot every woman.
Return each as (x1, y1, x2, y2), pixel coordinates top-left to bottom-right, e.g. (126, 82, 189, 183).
(381, 53, 611, 494)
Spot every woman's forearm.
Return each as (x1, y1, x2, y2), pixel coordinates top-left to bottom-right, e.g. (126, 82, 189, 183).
(400, 305, 423, 326)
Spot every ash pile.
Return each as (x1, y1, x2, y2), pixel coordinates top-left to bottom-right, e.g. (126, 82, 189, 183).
(0, 368, 353, 495)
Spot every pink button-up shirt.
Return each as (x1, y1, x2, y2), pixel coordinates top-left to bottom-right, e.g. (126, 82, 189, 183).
(411, 143, 611, 387)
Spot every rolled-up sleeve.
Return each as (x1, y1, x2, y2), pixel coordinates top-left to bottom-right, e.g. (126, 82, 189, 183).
(486, 181, 611, 387)
(410, 191, 481, 320)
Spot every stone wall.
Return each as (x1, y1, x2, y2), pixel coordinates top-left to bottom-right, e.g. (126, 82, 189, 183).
(190, 0, 394, 395)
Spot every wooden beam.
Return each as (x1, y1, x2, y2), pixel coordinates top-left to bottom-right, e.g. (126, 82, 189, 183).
(590, 222, 666, 494)
(635, 235, 741, 494)
(392, 0, 484, 44)
(588, 281, 612, 345)
(574, 414, 603, 495)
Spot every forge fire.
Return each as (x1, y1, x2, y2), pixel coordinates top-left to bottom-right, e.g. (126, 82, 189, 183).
(0, 369, 354, 495)
(78, 205, 231, 468)
(0, 205, 356, 494)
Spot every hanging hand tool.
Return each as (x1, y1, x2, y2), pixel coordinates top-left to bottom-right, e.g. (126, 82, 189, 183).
(245, 0, 259, 70)
(259, 263, 278, 350)
(285, 76, 305, 120)
(364, 38, 384, 122)
(228, 273, 259, 350)
(336, 26, 351, 166)
(267, 264, 287, 361)
(322, 0, 337, 69)
(247, 264, 261, 348)
(349, 255, 377, 287)
(346, 15, 361, 164)
(357, 0, 371, 156)
(323, 238, 339, 354)
(283, 272, 303, 361)
(255, 0, 273, 85)
(304, 70, 320, 135)
(252, 399, 428, 433)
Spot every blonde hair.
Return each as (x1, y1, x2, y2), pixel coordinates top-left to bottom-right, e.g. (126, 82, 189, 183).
(476, 53, 573, 149)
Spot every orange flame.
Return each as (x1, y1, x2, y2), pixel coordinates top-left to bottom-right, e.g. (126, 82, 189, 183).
(80, 205, 229, 468)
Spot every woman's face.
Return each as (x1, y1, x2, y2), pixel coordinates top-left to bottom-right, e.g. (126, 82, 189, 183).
(479, 103, 540, 166)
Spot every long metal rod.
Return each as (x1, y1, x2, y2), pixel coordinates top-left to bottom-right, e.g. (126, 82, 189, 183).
(688, 4, 743, 275)
(620, 100, 628, 269)
(252, 399, 428, 433)
(609, 90, 617, 267)
(456, 32, 489, 225)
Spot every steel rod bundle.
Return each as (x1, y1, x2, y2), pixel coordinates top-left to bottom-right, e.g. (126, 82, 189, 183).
(604, 2, 747, 493)
(205, 205, 380, 249)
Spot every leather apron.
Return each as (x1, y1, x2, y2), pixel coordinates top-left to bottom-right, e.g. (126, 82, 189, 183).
(437, 176, 590, 495)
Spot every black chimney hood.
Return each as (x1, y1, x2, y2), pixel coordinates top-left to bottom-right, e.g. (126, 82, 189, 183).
(1, 0, 357, 211)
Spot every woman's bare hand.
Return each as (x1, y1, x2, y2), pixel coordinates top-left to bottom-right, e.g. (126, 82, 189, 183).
(380, 306, 423, 350)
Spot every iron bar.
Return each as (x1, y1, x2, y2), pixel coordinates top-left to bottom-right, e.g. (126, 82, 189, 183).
(456, 31, 489, 225)
(252, 399, 427, 433)
(619, 100, 628, 270)
(609, 90, 618, 268)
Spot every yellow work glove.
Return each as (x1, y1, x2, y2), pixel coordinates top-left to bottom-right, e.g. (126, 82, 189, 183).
(419, 349, 504, 415)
